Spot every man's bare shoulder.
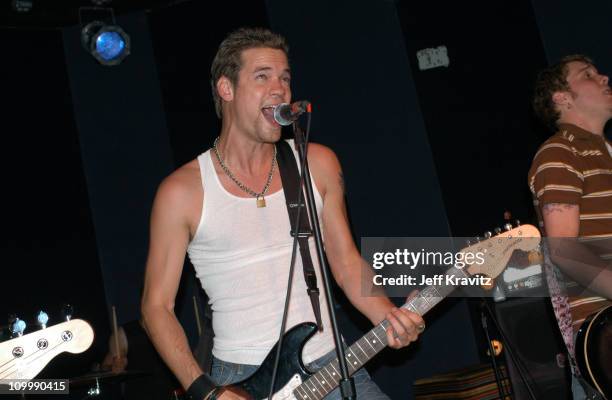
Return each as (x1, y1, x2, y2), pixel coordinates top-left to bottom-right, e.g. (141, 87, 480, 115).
(155, 159, 203, 211)
(305, 143, 343, 198)
(307, 142, 341, 173)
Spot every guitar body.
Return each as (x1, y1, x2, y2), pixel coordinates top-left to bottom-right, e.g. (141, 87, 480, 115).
(233, 323, 316, 399)
(575, 306, 612, 399)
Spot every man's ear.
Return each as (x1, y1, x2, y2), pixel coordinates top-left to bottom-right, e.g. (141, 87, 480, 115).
(216, 76, 234, 102)
(552, 91, 570, 108)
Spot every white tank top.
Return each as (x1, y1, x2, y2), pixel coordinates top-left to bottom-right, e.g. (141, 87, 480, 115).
(187, 140, 334, 365)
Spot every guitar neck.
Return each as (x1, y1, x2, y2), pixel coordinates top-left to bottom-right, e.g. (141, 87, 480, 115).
(293, 267, 463, 400)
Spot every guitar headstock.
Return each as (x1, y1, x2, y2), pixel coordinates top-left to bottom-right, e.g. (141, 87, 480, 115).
(0, 319, 94, 380)
(463, 224, 541, 280)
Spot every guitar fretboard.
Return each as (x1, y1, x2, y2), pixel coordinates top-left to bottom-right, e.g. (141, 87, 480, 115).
(292, 266, 466, 400)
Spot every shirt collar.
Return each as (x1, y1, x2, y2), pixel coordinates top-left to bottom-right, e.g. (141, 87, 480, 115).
(557, 123, 604, 141)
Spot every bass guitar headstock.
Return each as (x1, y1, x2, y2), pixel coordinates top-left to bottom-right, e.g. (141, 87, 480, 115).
(0, 317, 94, 380)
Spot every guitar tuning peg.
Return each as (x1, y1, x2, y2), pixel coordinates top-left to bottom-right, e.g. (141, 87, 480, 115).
(483, 231, 492, 239)
(466, 239, 472, 246)
(473, 236, 482, 243)
(514, 219, 521, 227)
(494, 227, 502, 235)
(11, 318, 26, 337)
(62, 304, 74, 321)
(37, 310, 49, 329)
(504, 223, 513, 231)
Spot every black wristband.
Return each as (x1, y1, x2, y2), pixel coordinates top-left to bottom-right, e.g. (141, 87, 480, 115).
(187, 374, 217, 400)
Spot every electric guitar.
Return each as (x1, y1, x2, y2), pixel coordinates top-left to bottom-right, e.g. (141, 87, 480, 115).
(0, 319, 94, 380)
(223, 224, 541, 399)
(575, 305, 611, 399)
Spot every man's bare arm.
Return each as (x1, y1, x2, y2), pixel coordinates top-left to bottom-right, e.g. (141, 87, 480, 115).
(141, 176, 204, 389)
(308, 144, 424, 348)
(542, 202, 612, 299)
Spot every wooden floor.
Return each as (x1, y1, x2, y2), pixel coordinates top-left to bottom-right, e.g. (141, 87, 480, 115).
(414, 363, 512, 400)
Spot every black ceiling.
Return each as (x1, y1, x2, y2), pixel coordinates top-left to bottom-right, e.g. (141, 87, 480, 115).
(0, 0, 192, 29)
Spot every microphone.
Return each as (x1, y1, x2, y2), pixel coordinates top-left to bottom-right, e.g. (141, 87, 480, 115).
(273, 101, 311, 126)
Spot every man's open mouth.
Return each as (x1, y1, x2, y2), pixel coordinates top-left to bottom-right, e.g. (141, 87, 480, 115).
(262, 105, 280, 126)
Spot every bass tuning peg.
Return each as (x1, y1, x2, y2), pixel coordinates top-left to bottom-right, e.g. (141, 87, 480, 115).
(11, 318, 26, 337)
(37, 310, 49, 329)
(62, 304, 74, 321)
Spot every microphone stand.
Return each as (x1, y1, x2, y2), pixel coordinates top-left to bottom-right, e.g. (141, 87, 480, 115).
(267, 108, 355, 400)
(479, 298, 510, 400)
(292, 116, 356, 400)
(480, 299, 538, 400)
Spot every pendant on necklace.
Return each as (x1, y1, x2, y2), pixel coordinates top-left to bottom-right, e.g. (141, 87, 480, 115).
(256, 195, 266, 208)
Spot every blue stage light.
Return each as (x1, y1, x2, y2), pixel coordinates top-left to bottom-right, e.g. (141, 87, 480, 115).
(95, 30, 125, 61)
(81, 21, 130, 66)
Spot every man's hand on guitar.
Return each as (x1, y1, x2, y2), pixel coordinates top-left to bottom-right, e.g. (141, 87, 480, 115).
(385, 307, 424, 349)
(385, 292, 425, 349)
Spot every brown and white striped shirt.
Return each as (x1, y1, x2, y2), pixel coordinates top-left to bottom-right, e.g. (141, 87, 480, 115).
(528, 123, 612, 334)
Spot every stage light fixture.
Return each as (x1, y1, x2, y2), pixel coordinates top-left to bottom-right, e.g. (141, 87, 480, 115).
(81, 21, 130, 66)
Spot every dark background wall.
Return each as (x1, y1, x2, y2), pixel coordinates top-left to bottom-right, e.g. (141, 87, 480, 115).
(530, 0, 612, 139)
(397, 0, 549, 236)
(0, 27, 110, 378)
(1, 0, 609, 398)
(63, 12, 175, 326)
(266, 2, 479, 398)
(531, 0, 612, 72)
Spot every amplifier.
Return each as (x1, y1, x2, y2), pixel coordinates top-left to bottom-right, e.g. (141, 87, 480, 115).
(502, 264, 545, 294)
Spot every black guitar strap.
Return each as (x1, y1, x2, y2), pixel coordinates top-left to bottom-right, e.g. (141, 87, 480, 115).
(276, 140, 323, 331)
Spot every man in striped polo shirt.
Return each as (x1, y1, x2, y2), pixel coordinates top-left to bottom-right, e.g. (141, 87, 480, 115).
(529, 54, 612, 398)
